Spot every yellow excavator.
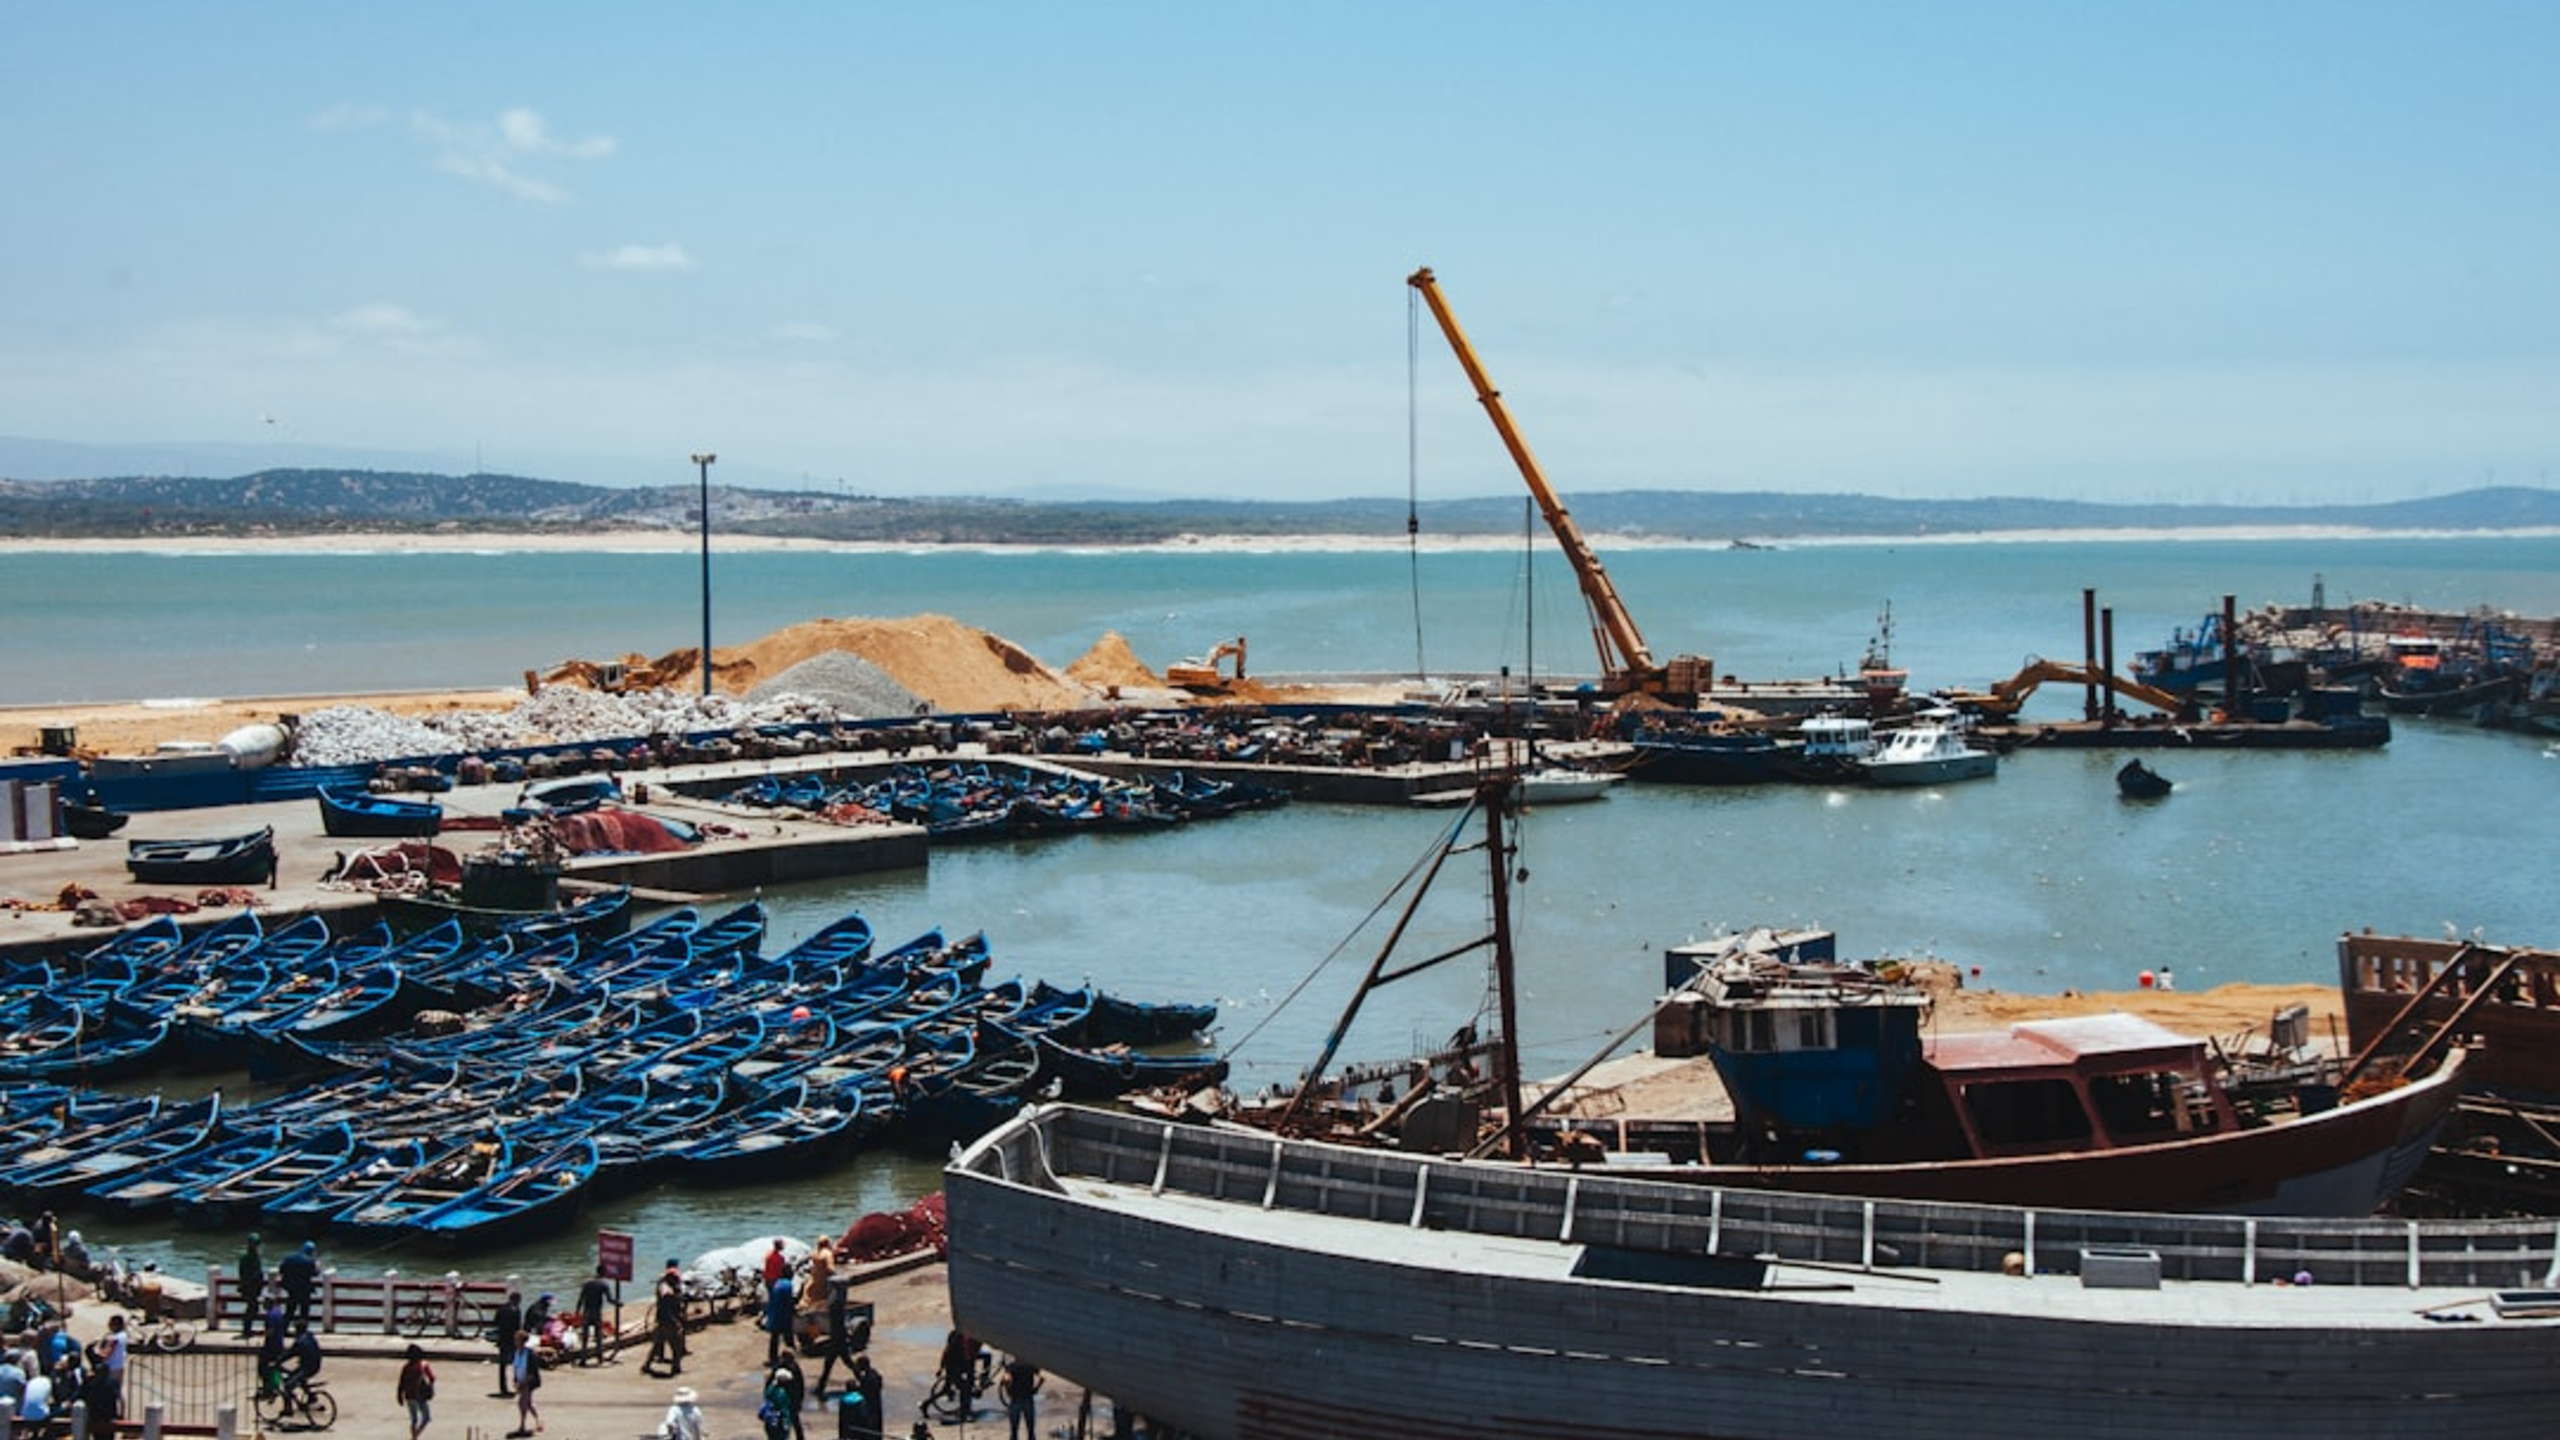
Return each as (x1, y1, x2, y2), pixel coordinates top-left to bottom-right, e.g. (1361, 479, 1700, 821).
(1167, 636, 1247, 691)
(1939, 658, 2193, 723)
(1408, 267, 1713, 702)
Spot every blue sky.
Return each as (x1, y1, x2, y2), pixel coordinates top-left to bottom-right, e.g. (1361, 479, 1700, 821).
(5, 2, 2557, 503)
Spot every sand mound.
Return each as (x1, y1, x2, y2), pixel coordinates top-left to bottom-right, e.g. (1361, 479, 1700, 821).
(1065, 631, 1162, 689)
(721, 614, 1094, 714)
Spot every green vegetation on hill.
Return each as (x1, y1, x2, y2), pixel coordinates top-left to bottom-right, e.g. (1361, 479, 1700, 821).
(1, 470, 2554, 542)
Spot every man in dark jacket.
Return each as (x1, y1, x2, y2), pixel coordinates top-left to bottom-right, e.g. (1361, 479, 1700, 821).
(237, 1234, 266, 1337)
(278, 1241, 319, 1332)
(643, 1261, 686, 1378)
(491, 1289, 523, 1397)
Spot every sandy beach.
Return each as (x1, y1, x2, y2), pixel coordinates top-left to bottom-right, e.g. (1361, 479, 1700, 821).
(4, 522, 2546, 561)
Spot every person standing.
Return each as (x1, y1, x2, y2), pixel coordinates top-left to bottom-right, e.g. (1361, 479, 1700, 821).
(762, 1269, 795, 1368)
(840, 1354, 884, 1440)
(279, 1241, 320, 1332)
(998, 1355, 1042, 1440)
(236, 1234, 266, 1337)
(77, 1348, 116, 1440)
(801, 1237, 835, 1316)
(98, 1317, 128, 1420)
(643, 1260, 687, 1378)
(758, 1367, 792, 1440)
(811, 1276, 852, 1399)
(574, 1267, 611, 1366)
(772, 1350, 808, 1440)
(491, 1289, 523, 1397)
(508, 1332, 542, 1436)
(659, 1385, 706, 1440)
(395, 1342, 436, 1440)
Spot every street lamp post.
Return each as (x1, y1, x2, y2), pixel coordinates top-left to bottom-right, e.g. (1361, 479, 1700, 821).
(692, 452, 716, 696)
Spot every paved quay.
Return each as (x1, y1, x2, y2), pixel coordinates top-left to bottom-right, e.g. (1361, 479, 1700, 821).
(0, 735, 1583, 963)
(63, 1254, 1017, 1440)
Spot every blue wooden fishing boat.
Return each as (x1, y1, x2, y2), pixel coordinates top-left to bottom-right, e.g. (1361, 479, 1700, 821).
(0, 1007, 173, 1083)
(110, 912, 327, 1029)
(1032, 1032, 1230, 1101)
(256, 1136, 435, 1228)
(897, 1026, 1043, 1140)
(404, 1133, 600, 1248)
(331, 1132, 514, 1239)
(660, 1077, 866, 1184)
(64, 913, 189, 970)
(86, 1119, 293, 1215)
(2, 1091, 226, 1203)
(265, 919, 466, 1047)
(1084, 989, 1219, 1047)
(125, 826, 277, 885)
(0, 997, 90, 1080)
(772, 909, 875, 971)
(162, 1120, 365, 1228)
(317, 786, 443, 838)
(0, 1085, 158, 1144)
(377, 865, 635, 943)
(171, 920, 397, 1068)
(1148, 771, 1290, 818)
(591, 1075, 734, 1191)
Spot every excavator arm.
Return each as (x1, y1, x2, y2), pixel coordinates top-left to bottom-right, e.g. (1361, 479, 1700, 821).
(1941, 658, 2189, 721)
(1409, 267, 1707, 698)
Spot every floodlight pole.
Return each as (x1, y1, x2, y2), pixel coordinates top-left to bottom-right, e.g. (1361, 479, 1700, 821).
(692, 452, 717, 696)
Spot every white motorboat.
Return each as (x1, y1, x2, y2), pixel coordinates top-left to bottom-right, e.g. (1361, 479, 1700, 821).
(1859, 709, 1996, 786)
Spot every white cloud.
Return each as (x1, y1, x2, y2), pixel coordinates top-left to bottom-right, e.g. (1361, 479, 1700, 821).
(578, 244, 696, 272)
(409, 107, 614, 205)
(768, 322, 839, 344)
(497, 107, 616, 161)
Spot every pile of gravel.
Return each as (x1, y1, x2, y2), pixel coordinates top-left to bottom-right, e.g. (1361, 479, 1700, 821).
(286, 685, 861, 766)
(749, 649, 922, 719)
(288, 706, 462, 767)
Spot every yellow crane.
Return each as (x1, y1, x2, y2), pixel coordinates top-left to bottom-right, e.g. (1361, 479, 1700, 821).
(1407, 267, 1712, 701)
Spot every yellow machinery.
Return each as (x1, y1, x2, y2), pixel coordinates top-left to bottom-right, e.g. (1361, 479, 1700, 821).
(1407, 267, 1712, 701)
(1167, 636, 1247, 690)
(1939, 658, 2191, 722)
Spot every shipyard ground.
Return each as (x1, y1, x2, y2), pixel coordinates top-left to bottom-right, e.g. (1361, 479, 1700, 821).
(61, 1252, 984, 1440)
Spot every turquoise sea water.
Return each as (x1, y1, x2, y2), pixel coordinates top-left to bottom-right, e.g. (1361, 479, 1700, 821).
(21, 534, 2560, 1283)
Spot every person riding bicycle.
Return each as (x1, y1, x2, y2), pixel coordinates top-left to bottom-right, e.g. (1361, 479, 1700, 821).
(282, 1323, 324, 1410)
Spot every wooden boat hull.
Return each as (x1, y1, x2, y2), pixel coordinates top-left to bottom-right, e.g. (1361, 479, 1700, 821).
(948, 1105, 2560, 1440)
(317, 787, 443, 838)
(126, 826, 276, 885)
(1682, 1046, 2467, 1215)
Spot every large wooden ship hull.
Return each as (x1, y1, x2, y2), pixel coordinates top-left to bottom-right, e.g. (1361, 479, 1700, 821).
(947, 1104, 2560, 1440)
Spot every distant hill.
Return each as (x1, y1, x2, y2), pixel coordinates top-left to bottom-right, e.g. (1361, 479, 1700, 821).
(1, 469, 2555, 543)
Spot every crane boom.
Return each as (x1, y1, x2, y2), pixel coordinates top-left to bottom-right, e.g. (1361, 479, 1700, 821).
(1408, 267, 1705, 697)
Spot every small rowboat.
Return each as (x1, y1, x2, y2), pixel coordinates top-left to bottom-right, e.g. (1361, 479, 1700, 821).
(126, 826, 275, 885)
(318, 787, 443, 838)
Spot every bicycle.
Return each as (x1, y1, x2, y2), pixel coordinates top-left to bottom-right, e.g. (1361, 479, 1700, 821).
(254, 1374, 338, 1431)
(917, 1364, 990, 1424)
(134, 1310, 196, 1352)
(398, 1275, 493, 1339)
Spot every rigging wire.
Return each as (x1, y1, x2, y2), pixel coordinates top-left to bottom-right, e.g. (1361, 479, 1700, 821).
(1406, 281, 1428, 683)
(1213, 796, 1481, 1063)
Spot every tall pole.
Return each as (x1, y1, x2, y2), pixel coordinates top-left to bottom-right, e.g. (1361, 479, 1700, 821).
(692, 452, 717, 696)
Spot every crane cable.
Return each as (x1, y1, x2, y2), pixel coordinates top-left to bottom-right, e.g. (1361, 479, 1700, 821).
(1406, 281, 1428, 683)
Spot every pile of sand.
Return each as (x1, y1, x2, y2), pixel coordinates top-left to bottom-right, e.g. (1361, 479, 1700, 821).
(719, 614, 1095, 713)
(1064, 631, 1162, 689)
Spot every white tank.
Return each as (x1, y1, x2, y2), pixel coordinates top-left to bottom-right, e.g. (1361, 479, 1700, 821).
(217, 722, 290, 769)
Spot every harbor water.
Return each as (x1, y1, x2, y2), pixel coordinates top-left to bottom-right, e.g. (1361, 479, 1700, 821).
(11, 533, 2559, 1283)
